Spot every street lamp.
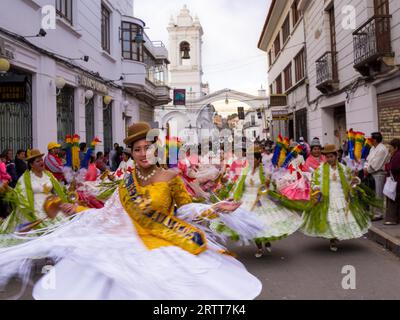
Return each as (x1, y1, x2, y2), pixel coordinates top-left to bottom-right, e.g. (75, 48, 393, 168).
(122, 100, 129, 120)
(133, 29, 146, 44)
(85, 90, 94, 106)
(24, 28, 47, 38)
(55, 76, 66, 96)
(103, 95, 113, 106)
(0, 58, 10, 74)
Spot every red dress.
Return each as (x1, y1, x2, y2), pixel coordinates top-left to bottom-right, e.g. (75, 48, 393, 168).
(85, 163, 98, 181)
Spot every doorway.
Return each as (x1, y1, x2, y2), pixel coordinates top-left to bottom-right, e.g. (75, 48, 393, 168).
(0, 69, 32, 152)
(333, 105, 346, 150)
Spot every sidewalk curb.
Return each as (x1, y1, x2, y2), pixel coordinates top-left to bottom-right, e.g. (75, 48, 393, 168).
(368, 226, 400, 257)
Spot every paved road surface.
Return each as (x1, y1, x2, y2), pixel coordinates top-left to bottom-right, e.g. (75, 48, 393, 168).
(1, 232, 400, 300)
(232, 232, 400, 300)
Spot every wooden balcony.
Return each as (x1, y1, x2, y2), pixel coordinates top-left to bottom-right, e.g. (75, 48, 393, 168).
(353, 15, 394, 76)
(316, 51, 339, 94)
(269, 94, 287, 107)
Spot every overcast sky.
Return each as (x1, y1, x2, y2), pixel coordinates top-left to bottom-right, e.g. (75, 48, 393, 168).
(134, 0, 271, 106)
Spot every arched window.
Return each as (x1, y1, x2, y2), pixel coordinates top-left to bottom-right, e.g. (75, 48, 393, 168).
(179, 41, 191, 65)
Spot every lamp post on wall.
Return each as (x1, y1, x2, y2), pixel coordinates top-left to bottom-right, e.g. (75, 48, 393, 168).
(84, 90, 94, 106)
(103, 95, 113, 109)
(0, 58, 10, 74)
(55, 77, 66, 96)
(122, 100, 129, 120)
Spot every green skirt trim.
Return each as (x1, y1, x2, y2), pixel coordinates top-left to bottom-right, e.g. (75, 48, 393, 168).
(211, 222, 240, 241)
(255, 234, 288, 243)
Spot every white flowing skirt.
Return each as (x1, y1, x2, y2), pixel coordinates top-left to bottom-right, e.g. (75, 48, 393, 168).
(240, 191, 302, 241)
(300, 181, 371, 240)
(0, 191, 262, 300)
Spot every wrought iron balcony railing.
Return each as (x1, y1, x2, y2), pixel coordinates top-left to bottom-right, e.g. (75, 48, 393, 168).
(316, 51, 338, 86)
(353, 15, 393, 69)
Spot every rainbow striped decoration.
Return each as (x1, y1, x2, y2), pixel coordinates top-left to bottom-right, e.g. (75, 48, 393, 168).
(354, 131, 365, 162)
(278, 137, 290, 167)
(281, 144, 303, 169)
(65, 135, 72, 168)
(361, 137, 373, 160)
(271, 135, 290, 167)
(165, 135, 182, 168)
(347, 129, 356, 160)
(272, 135, 283, 167)
(81, 137, 101, 169)
(72, 134, 81, 170)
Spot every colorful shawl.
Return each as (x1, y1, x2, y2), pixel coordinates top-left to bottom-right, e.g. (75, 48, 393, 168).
(301, 163, 377, 235)
(119, 173, 207, 255)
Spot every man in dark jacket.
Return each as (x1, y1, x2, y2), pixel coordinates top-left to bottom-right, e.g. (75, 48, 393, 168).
(15, 149, 27, 179)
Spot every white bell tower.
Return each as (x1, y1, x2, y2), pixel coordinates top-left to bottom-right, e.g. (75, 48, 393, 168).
(168, 5, 204, 101)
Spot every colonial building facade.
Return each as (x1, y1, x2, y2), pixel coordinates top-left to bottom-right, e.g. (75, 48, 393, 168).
(301, 0, 400, 145)
(258, 0, 400, 146)
(0, 0, 170, 153)
(258, 0, 308, 141)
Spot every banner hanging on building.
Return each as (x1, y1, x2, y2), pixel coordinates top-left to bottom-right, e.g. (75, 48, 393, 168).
(173, 89, 186, 106)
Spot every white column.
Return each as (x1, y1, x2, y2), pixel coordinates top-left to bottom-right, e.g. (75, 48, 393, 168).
(74, 87, 86, 140)
(32, 56, 57, 152)
(94, 95, 104, 152)
(112, 91, 124, 146)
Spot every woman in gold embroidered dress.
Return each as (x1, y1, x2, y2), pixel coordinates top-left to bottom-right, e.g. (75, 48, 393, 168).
(0, 122, 262, 300)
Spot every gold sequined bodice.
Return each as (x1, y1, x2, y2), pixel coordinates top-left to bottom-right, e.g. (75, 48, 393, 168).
(132, 172, 192, 216)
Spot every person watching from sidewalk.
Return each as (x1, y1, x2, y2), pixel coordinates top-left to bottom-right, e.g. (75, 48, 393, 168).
(298, 137, 310, 160)
(0, 153, 11, 186)
(15, 149, 27, 179)
(79, 142, 87, 165)
(2, 149, 18, 188)
(44, 142, 65, 183)
(0, 153, 12, 220)
(364, 132, 390, 221)
(109, 143, 119, 171)
(95, 151, 108, 173)
(384, 139, 400, 225)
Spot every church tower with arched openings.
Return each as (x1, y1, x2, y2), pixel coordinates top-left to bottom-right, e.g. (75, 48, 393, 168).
(168, 5, 206, 101)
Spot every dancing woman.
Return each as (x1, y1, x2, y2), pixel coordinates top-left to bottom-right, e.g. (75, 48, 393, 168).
(301, 144, 378, 251)
(0, 149, 76, 238)
(0, 122, 262, 300)
(230, 147, 302, 258)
